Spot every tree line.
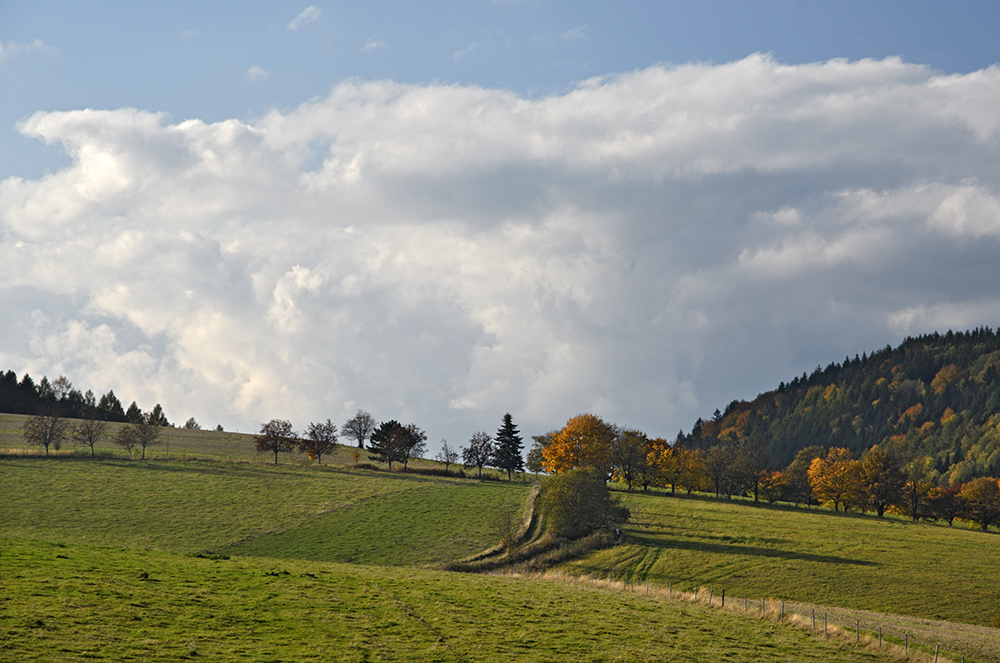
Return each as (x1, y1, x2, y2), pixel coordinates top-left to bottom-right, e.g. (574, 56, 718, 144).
(529, 412, 1000, 532)
(251, 411, 526, 480)
(0, 369, 177, 427)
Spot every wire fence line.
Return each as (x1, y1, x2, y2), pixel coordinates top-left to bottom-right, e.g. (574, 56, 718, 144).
(492, 567, 998, 663)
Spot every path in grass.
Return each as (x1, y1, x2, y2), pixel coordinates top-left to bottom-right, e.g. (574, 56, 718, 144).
(558, 491, 1000, 628)
(0, 457, 531, 565)
(0, 537, 900, 663)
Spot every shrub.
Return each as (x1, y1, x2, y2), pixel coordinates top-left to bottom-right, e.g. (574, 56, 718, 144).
(539, 468, 630, 539)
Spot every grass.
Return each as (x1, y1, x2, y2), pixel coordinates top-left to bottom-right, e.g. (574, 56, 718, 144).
(0, 537, 900, 662)
(2, 425, 993, 660)
(0, 456, 532, 566)
(558, 490, 1000, 627)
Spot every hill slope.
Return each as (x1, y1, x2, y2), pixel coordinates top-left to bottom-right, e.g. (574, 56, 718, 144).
(683, 327, 1000, 480)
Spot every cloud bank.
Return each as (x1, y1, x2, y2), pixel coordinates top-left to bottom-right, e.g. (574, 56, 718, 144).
(3, 54, 1000, 444)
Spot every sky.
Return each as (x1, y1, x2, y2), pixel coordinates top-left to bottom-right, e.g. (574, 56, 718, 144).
(3, 2, 1000, 450)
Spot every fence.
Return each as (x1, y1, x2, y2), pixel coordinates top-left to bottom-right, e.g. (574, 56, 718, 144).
(495, 567, 993, 663)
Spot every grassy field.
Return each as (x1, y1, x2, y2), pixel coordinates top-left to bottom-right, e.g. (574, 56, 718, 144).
(0, 456, 532, 566)
(2, 412, 995, 660)
(0, 537, 901, 663)
(559, 491, 1000, 628)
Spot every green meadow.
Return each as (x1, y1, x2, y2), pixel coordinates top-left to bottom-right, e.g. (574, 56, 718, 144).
(2, 538, 897, 663)
(0, 414, 994, 661)
(561, 491, 1000, 628)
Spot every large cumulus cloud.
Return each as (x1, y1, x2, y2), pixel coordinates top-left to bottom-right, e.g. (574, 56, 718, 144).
(3, 54, 1000, 443)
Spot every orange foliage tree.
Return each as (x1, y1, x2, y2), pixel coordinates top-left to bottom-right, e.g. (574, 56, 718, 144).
(808, 447, 863, 512)
(959, 476, 1000, 531)
(542, 414, 616, 476)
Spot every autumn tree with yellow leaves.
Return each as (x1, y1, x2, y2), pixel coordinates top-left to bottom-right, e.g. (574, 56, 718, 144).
(808, 447, 864, 512)
(542, 414, 616, 476)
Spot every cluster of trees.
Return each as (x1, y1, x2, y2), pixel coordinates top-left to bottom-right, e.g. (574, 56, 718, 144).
(252, 411, 527, 480)
(254, 417, 342, 465)
(530, 412, 1000, 532)
(435, 413, 525, 480)
(21, 406, 166, 459)
(676, 328, 1000, 483)
(0, 369, 173, 427)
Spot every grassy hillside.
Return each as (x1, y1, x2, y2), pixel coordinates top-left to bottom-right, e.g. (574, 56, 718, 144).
(2, 447, 993, 660)
(1, 537, 902, 663)
(0, 457, 532, 566)
(561, 490, 1000, 628)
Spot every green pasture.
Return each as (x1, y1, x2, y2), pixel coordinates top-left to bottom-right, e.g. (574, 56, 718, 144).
(0, 537, 896, 663)
(0, 457, 531, 566)
(561, 491, 1000, 627)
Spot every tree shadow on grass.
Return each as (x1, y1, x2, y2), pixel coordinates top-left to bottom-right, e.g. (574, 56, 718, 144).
(624, 532, 877, 566)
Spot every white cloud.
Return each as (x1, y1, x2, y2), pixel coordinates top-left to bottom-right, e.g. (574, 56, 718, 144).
(4, 54, 1000, 445)
(0, 39, 51, 63)
(287, 6, 322, 31)
(246, 65, 269, 81)
(363, 37, 387, 52)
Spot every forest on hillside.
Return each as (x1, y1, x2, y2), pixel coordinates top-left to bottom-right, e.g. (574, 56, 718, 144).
(681, 327, 1000, 485)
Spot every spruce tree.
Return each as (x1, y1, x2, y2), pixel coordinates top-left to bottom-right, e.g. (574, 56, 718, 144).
(493, 413, 524, 480)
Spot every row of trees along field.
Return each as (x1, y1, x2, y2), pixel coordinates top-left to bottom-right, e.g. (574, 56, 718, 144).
(252, 411, 526, 479)
(532, 401, 1000, 531)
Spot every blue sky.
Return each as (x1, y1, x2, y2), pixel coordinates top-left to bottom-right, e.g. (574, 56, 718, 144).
(5, 1, 1000, 178)
(3, 2, 1000, 446)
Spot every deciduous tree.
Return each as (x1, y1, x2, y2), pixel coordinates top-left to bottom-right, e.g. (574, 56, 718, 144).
(542, 414, 615, 476)
(734, 436, 770, 502)
(399, 423, 427, 472)
(119, 412, 163, 459)
(610, 427, 649, 491)
(255, 419, 297, 465)
(539, 468, 630, 539)
(959, 476, 1000, 531)
(343, 410, 375, 449)
(22, 405, 69, 456)
(808, 447, 863, 512)
(704, 442, 737, 498)
(785, 446, 824, 506)
(300, 419, 338, 464)
(73, 414, 107, 457)
(525, 433, 554, 474)
(860, 447, 905, 517)
(462, 431, 495, 479)
(435, 439, 459, 473)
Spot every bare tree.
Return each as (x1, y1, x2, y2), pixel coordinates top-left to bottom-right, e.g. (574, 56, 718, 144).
(255, 419, 297, 464)
(462, 431, 495, 479)
(489, 501, 522, 560)
(118, 413, 162, 459)
(73, 415, 108, 457)
(22, 405, 69, 455)
(300, 419, 338, 464)
(435, 439, 459, 472)
(342, 410, 375, 449)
